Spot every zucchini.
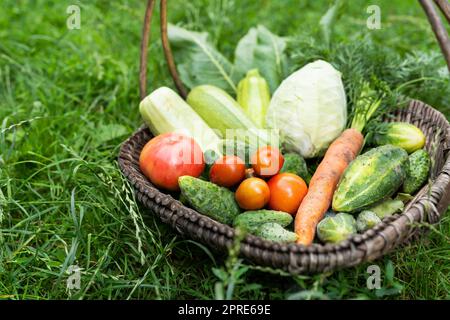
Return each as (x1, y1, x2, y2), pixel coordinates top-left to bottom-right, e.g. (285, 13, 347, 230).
(139, 87, 222, 154)
(372, 122, 426, 154)
(237, 69, 271, 128)
(332, 145, 409, 212)
(402, 149, 430, 194)
(178, 176, 241, 225)
(233, 209, 293, 234)
(187, 85, 274, 147)
(254, 222, 298, 243)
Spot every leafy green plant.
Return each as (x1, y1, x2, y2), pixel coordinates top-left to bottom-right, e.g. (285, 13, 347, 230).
(168, 24, 240, 94)
(168, 23, 289, 95)
(234, 25, 289, 93)
(212, 228, 258, 300)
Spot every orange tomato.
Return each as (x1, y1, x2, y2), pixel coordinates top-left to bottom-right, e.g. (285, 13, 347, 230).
(235, 177, 270, 210)
(267, 173, 308, 214)
(209, 155, 246, 187)
(251, 146, 284, 178)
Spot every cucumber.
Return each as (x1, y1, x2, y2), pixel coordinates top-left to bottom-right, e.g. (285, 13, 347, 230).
(402, 149, 430, 194)
(233, 210, 293, 234)
(332, 145, 409, 213)
(372, 122, 426, 154)
(178, 176, 241, 225)
(279, 152, 310, 183)
(237, 69, 271, 128)
(187, 85, 274, 147)
(254, 222, 298, 243)
(179, 192, 190, 206)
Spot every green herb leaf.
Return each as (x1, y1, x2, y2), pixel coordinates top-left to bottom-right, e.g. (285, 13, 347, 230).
(234, 25, 289, 93)
(168, 24, 239, 94)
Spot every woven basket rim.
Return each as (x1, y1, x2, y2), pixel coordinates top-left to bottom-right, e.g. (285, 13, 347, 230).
(118, 99, 450, 273)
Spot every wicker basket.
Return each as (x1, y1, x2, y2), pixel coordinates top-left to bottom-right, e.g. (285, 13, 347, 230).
(119, 0, 450, 274)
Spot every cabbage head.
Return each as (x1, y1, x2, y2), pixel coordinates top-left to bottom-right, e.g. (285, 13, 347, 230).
(266, 60, 347, 158)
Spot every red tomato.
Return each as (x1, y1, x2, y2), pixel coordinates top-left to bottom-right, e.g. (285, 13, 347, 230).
(235, 177, 270, 210)
(267, 173, 308, 214)
(251, 146, 284, 178)
(210, 155, 246, 187)
(139, 132, 205, 191)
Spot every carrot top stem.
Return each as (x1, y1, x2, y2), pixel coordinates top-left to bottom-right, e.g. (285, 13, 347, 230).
(350, 81, 385, 132)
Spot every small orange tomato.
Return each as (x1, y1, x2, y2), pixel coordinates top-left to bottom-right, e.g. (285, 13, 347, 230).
(267, 173, 308, 214)
(251, 146, 284, 178)
(209, 155, 246, 187)
(235, 177, 270, 210)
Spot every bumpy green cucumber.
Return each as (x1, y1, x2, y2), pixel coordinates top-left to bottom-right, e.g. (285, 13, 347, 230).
(372, 122, 425, 154)
(402, 149, 430, 194)
(178, 176, 240, 224)
(254, 222, 297, 243)
(233, 210, 293, 234)
(332, 145, 409, 212)
(279, 152, 310, 182)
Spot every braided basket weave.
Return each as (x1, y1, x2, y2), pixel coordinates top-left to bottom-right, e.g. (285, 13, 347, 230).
(119, 0, 450, 273)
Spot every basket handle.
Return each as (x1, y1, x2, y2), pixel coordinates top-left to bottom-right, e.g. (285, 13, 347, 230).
(139, 0, 187, 100)
(139, 0, 450, 100)
(420, 0, 450, 71)
(433, 0, 450, 24)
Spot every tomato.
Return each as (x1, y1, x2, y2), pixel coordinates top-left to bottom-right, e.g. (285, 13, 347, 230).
(209, 155, 246, 187)
(235, 177, 270, 210)
(267, 173, 308, 214)
(139, 132, 205, 191)
(251, 146, 284, 178)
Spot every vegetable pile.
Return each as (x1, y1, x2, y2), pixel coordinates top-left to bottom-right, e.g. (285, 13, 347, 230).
(137, 24, 431, 246)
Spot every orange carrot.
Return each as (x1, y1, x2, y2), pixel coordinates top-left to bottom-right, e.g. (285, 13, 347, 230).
(294, 128, 364, 245)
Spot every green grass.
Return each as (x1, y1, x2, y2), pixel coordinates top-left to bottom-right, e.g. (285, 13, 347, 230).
(0, 0, 449, 299)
